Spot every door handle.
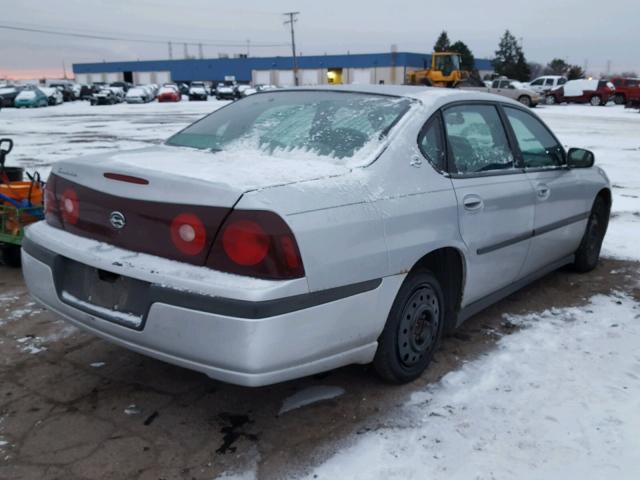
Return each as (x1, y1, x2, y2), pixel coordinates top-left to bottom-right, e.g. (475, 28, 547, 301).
(536, 184, 551, 200)
(463, 195, 484, 211)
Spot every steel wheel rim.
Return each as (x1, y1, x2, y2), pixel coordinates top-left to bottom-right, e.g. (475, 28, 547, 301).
(590, 96, 600, 106)
(397, 285, 440, 367)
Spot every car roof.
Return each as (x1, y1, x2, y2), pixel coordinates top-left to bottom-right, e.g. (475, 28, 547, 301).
(274, 84, 519, 106)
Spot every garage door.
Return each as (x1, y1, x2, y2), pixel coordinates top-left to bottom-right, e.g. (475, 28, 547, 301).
(351, 69, 372, 84)
(153, 71, 172, 85)
(276, 70, 295, 87)
(300, 69, 320, 85)
(253, 70, 271, 85)
(105, 72, 123, 83)
(136, 72, 152, 85)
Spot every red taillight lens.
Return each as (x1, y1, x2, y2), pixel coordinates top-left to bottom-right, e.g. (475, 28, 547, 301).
(208, 210, 304, 280)
(60, 188, 79, 225)
(170, 213, 207, 255)
(222, 220, 270, 266)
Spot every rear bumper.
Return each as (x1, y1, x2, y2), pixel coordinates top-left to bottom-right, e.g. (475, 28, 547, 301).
(22, 226, 401, 386)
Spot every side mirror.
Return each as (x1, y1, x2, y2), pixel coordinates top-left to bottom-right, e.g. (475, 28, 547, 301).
(567, 148, 594, 168)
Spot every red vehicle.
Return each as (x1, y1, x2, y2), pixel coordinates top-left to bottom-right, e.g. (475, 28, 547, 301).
(545, 79, 615, 106)
(610, 77, 640, 106)
(157, 85, 181, 102)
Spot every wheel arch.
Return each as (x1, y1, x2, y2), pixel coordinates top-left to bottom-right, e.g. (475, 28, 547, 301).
(596, 187, 612, 213)
(410, 246, 466, 333)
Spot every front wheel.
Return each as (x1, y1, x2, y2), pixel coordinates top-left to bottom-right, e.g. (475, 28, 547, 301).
(573, 196, 609, 272)
(590, 95, 602, 106)
(545, 95, 557, 105)
(373, 270, 444, 383)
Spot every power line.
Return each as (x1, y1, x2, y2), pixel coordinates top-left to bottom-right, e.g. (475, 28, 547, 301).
(0, 23, 288, 48)
(283, 12, 300, 86)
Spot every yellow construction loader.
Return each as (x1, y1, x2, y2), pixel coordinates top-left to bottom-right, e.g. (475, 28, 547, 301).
(406, 52, 481, 88)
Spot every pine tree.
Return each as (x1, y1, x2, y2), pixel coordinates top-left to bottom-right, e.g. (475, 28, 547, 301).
(546, 58, 569, 75)
(567, 65, 586, 80)
(434, 31, 451, 52)
(492, 30, 530, 81)
(450, 40, 475, 71)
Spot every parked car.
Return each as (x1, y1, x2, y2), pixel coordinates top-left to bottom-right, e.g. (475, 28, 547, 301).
(526, 75, 567, 94)
(546, 79, 615, 106)
(215, 85, 235, 100)
(14, 88, 48, 108)
(23, 86, 611, 387)
(40, 87, 64, 106)
(125, 87, 152, 104)
(157, 85, 181, 102)
(91, 87, 120, 105)
(49, 83, 77, 102)
(79, 85, 98, 101)
(462, 77, 540, 107)
(188, 82, 209, 101)
(110, 81, 132, 92)
(609, 77, 640, 105)
(0, 86, 23, 107)
(235, 84, 252, 99)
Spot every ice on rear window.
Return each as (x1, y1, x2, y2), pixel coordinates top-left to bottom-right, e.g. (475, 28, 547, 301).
(166, 91, 412, 164)
(17, 90, 37, 100)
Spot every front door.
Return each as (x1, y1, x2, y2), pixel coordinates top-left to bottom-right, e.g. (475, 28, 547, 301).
(501, 106, 591, 276)
(443, 103, 536, 305)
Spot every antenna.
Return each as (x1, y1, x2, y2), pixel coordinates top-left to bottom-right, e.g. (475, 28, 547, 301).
(283, 12, 300, 86)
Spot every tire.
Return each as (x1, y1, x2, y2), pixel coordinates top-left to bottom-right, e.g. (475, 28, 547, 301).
(573, 196, 609, 273)
(545, 95, 556, 105)
(614, 94, 625, 105)
(590, 95, 602, 106)
(1, 246, 22, 268)
(373, 270, 445, 383)
(518, 95, 532, 107)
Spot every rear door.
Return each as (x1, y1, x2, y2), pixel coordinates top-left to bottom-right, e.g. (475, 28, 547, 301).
(501, 106, 591, 276)
(443, 103, 536, 304)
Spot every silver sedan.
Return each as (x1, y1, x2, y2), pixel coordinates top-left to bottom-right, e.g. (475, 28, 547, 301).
(23, 85, 610, 386)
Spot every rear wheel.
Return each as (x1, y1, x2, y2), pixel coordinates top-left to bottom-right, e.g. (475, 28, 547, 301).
(573, 196, 609, 273)
(374, 270, 444, 383)
(614, 94, 625, 105)
(1, 245, 21, 268)
(545, 95, 557, 105)
(590, 95, 602, 106)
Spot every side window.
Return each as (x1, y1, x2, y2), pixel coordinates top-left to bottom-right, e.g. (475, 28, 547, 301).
(530, 79, 543, 86)
(418, 116, 446, 171)
(491, 80, 500, 89)
(504, 107, 564, 168)
(545, 78, 555, 86)
(443, 104, 514, 174)
(558, 78, 567, 85)
(499, 80, 510, 89)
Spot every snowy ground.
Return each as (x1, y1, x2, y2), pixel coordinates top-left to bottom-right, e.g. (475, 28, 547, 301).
(0, 100, 639, 479)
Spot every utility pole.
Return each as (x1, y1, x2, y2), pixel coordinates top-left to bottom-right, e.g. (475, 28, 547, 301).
(62, 60, 67, 79)
(283, 11, 300, 86)
(183, 43, 188, 59)
(246, 39, 251, 57)
(168, 41, 173, 60)
(198, 43, 204, 59)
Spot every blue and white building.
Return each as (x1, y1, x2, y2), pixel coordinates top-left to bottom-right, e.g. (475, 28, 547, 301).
(72, 51, 493, 86)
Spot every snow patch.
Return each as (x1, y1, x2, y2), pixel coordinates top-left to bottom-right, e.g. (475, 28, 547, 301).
(306, 293, 640, 479)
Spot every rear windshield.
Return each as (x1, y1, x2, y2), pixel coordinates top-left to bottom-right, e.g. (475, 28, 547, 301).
(167, 91, 412, 162)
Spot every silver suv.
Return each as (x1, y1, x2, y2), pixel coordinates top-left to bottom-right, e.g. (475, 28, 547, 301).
(23, 86, 611, 386)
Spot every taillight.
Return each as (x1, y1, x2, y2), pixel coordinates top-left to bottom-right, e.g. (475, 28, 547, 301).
(207, 210, 304, 280)
(222, 220, 269, 266)
(44, 175, 62, 228)
(170, 213, 206, 255)
(60, 188, 80, 225)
